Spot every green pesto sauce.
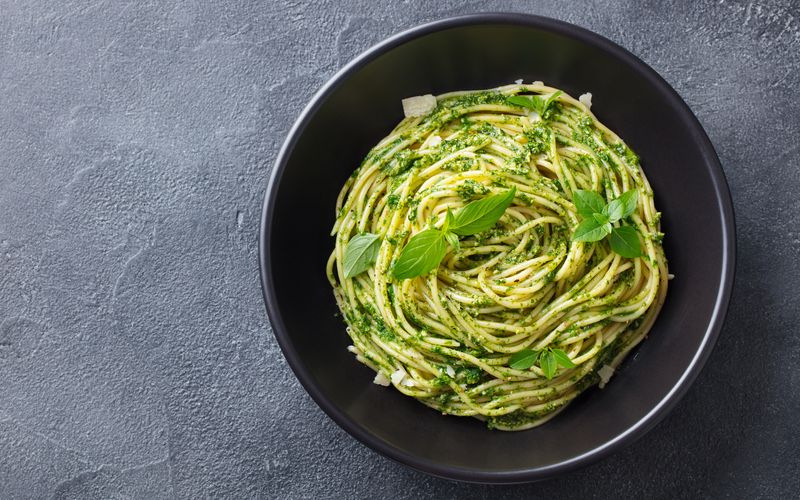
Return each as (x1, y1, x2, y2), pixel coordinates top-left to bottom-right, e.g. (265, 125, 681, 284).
(524, 122, 552, 154)
(486, 403, 564, 430)
(436, 90, 509, 110)
(456, 179, 490, 201)
(336, 85, 664, 431)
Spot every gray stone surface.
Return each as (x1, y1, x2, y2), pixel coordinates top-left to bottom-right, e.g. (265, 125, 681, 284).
(0, 0, 798, 498)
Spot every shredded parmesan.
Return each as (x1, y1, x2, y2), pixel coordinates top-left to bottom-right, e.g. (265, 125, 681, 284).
(373, 371, 390, 386)
(402, 94, 436, 117)
(598, 365, 615, 388)
(514, 78, 523, 84)
(445, 365, 455, 377)
(579, 92, 593, 109)
(390, 369, 406, 386)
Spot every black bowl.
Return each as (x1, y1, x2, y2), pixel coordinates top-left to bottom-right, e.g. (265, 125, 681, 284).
(259, 14, 735, 483)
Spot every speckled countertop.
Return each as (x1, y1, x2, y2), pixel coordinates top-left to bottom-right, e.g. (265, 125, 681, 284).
(1, 1, 798, 498)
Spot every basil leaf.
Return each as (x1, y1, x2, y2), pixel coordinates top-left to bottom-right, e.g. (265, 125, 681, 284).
(392, 229, 448, 280)
(509, 349, 539, 370)
(343, 233, 381, 278)
(592, 212, 610, 225)
(541, 90, 563, 115)
(508, 91, 562, 118)
(507, 95, 544, 113)
(450, 187, 516, 236)
(609, 225, 643, 258)
(572, 218, 612, 242)
(442, 208, 455, 233)
(539, 351, 557, 379)
(551, 349, 576, 368)
(573, 190, 606, 218)
(604, 190, 638, 223)
(444, 231, 460, 251)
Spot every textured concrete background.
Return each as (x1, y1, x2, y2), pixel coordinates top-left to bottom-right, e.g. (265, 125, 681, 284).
(1, 0, 798, 498)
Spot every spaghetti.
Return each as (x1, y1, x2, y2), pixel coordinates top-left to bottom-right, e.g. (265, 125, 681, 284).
(326, 83, 668, 430)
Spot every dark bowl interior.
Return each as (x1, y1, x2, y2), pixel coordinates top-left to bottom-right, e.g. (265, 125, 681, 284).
(260, 14, 735, 483)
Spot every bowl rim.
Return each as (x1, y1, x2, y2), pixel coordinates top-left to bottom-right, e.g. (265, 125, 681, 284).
(258, 12, 737, 483)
